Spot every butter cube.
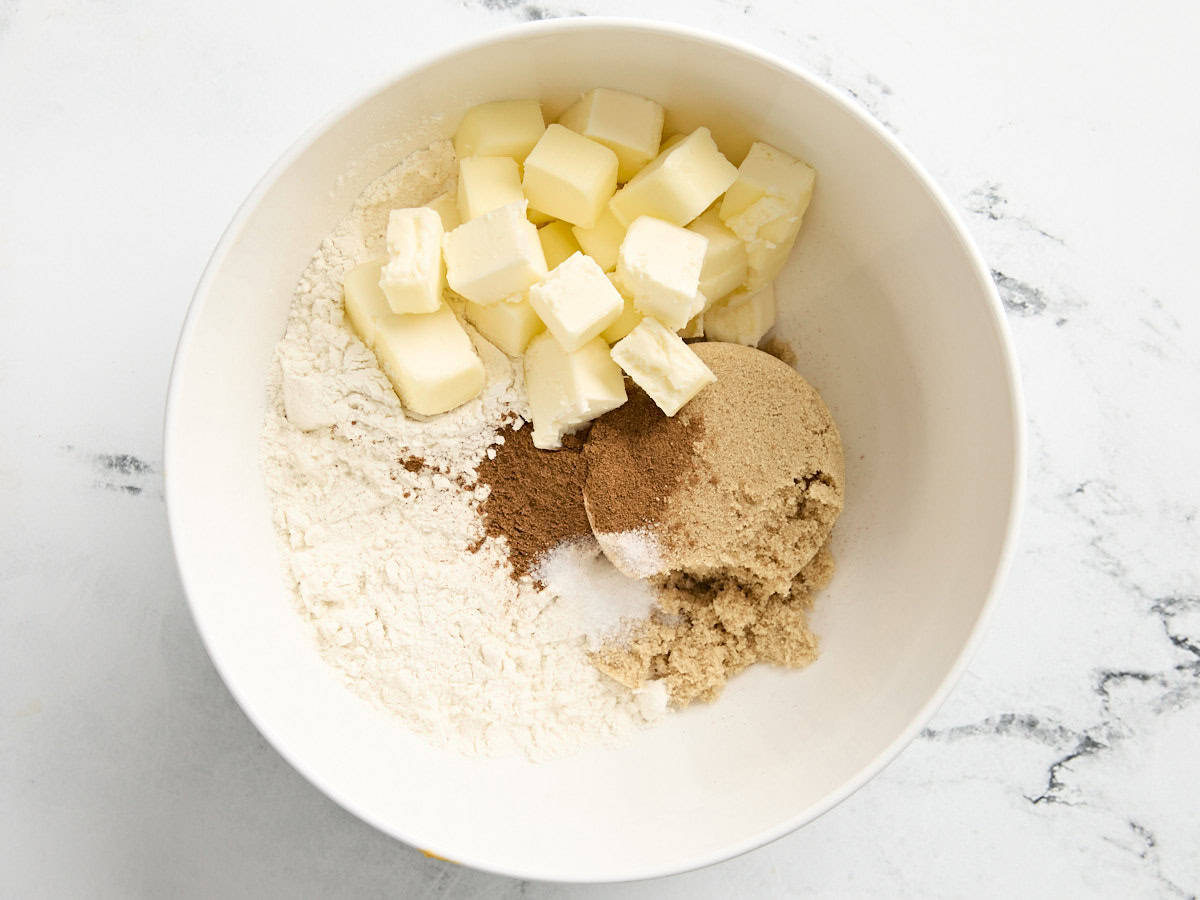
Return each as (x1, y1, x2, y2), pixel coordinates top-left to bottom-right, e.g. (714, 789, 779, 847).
(616, 216, 708, 330)
(720, 141, 816, 221)
(528, 251, 624, 352)
(457, 156, 524, 221)
(426, 191, 461, 232)
(524, 333, 627, 449)
(601, 272, 642, 343)
(659, 132, 686, 152)
(610, 318, 716, 416)
(571, 207, 626, 272)
(704, 283, 776, 346)
(688, 206, 748, 305)
(378, 207, 444, 314)
(720, 142, 815, 289)
(557, 88, 665, 183)
(373, 303, 485, 415)
(730, 197, 804, 289)
(678, 311, 704, 338)
(522, 124, 618, 229)
(453, 99, 545, 163)
(527, 205, 555, 226)
(537, 220, 582, 270)
(342, 257, 392, 347)
(465, 292, 544, 357)
(608, 127, 738, 227)
(443, 201, 548, 306)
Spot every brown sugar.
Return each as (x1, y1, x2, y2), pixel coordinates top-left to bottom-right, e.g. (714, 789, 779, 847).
(591, 540, 835, 705)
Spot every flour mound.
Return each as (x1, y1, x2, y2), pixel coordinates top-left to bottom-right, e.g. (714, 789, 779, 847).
(261, 142, 665, 759)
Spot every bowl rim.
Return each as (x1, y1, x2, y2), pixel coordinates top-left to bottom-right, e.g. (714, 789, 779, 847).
(164, 15, 1026, 884)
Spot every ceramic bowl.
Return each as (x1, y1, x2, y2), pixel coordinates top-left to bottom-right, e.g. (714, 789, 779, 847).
(165, 18, 1023, 882)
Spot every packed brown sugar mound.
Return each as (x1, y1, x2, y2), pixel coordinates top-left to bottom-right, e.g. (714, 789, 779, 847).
(584, 342, 845, 705)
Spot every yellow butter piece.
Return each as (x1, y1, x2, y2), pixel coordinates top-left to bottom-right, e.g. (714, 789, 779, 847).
(537, 221, 582, 270)
(379, 207, 444, 314)
(719, 141, 815, 289)
(610, 317, 716, 416)
(342, 257, 392, 348)
(558, 88, 665, 183)
(453, 99, 545, 163)
(601, 272, 643, 343)
(442, 201, 548, 306)
(522, 124, 618, 229)
(465, 292, 544, 357)
(524, 333, 627, 450)
(571, 207, 626, 272)
(687, 206, 748, 306)
(704, 283, 776, 345)
(457, 156, 524, 222)
(678, 311, 704, 338)
(616, 216, 708, 331)
(608, 127, 738, 227)
(529, 252, 623, 352)
(425, 191, 461, 233)
(373, 303, 485, 415)
(527, 204, 555, 226)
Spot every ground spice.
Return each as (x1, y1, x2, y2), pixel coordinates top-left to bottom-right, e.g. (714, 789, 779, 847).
(582, 386, 704, 535)
(476, 425, 592, 579)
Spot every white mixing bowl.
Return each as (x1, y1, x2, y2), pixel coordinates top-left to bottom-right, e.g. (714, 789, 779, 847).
(165, 19, 1023, 882)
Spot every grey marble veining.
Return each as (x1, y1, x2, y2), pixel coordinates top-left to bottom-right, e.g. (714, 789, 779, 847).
(1, 0, 1196, 896)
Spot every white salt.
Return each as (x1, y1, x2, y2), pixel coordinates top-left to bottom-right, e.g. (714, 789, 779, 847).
(534, 537, 659, 650)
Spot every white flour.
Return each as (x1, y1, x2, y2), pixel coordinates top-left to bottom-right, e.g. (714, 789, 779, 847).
(261, 141, 667, 759)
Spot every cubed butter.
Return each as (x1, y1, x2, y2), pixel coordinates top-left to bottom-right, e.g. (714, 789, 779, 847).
(457, 156, 524, 222)
(443, 201, 548, 306)
(678, 311, 704, 338)
(537, 220, 582, 270)
(719, 142, 815, 289)
(616, 216, 708, 330)
(524, 332, 627, 449)
(528, 251, 623, 352)
(426, 191, 461, 232)
(704, 283, 776, 345)
(527, 205, 555, 226)
(378, 207, 444, 314)
(465, 292, 544, 357)
(728, 196, 804, 289)
(610, 317, 716, 416)
(342, 257, 392, 348)
(571, 207, 626, 272)
(608, 127, 738, 227)
(659, 132, 686, 152)
(453, 99, 545, 163)
(600, 272, 642, 343)
(557, 88, 664, 183)
(522, 124, 618, 229)
(373, 303, 485, 415)
(688, 206, 748, 306)
(720, 140, 816, 221)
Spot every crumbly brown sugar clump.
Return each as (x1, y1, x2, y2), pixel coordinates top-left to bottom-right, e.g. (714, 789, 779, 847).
(584, 342, 846, 705)
(592, 541, 835, 705)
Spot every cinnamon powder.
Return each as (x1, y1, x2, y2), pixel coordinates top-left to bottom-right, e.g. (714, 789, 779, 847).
(476, 425, 591, 579)
(582, 386, 704, 535)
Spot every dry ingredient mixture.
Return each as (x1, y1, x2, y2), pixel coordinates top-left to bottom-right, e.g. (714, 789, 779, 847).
(263, 96, 843, 760)
(262, 143, 667, 760)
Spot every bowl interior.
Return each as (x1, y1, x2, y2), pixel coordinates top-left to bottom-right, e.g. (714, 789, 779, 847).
(166, 21, 1020, 882)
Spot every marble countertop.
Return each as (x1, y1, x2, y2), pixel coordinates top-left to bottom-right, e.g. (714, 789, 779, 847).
(2, 0, 1197, 896)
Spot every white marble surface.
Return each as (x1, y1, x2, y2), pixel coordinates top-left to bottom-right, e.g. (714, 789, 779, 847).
(2, 0, 1197, 896)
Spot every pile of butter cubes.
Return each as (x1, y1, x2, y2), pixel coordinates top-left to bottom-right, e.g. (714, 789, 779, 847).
(342, 89, 815, 449)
